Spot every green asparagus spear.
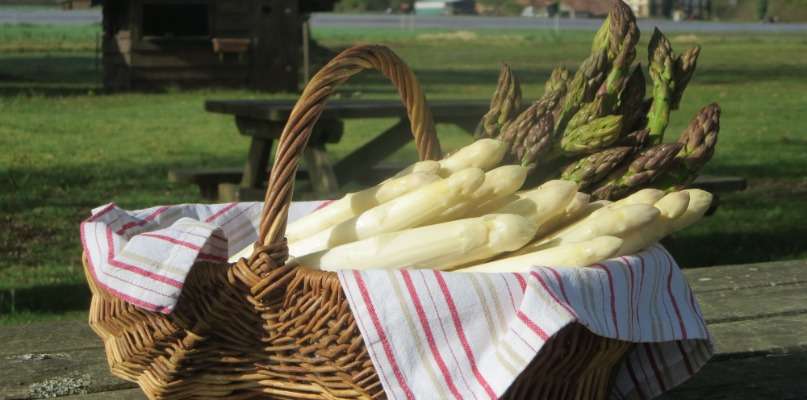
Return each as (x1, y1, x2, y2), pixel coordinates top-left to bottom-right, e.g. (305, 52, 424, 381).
(670, 46, 701, 110)
(498, 95, 562, 167)
(591, 142, 683, 200)
(600, 0, 640, 108)
(555, 49, 609, 135)
(561, 146, 633, 190)
(496, 67, 569, 167)
(647, 28, 675, 145)
(561, 115, 623, 155)
(545, 66, 572, 100)
(475, 63, 522, 138)
(656, 103, 721, 189)
(619, 65, 647, 135)
(618, 128, 651, 149)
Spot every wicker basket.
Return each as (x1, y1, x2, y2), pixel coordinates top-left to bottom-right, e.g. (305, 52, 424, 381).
(84, 45, 632, 400)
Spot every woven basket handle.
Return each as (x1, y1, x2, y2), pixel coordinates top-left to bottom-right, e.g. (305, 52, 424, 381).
(256, 45, 442, 250)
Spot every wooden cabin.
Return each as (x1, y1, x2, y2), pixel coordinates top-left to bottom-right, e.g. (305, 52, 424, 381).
(101, 0, 337, 91)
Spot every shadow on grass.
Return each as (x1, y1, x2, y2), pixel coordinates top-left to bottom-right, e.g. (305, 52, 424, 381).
(665, 228, 807, 268)
(0, 283, 91, 315)
(693, 65, 807, 85)
(705, 161, 807, 180)
(3, 156, 247, 213)
(0, 54, 101, 97)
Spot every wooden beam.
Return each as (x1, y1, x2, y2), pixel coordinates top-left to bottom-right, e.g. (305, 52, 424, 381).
(0, 320, 100, 358)
(0, 347, 135, 399)
(708, 313, 807, 357)
(240, 138, 272, 190)
(60, 388, 145, 399)
(204, 99, 491, 122)
(697, 283, 807, 324)
(683, 259, 807, 293)
(333, 118, 412, 184)
(302, 142, 339, 196)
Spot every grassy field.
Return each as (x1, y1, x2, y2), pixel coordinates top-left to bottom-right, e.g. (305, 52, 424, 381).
(1, 23, 806, 324)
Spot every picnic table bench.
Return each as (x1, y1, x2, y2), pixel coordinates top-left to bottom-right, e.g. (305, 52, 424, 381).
(2, 259, 806, 399)
(190, 99, 490, 201)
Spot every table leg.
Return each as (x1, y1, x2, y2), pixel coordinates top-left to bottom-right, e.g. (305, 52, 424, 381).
(241, 137, 273, 191)
(444, 117, 479, 136)
(334, 118, 411, 184)
(302, 143, 339, 195)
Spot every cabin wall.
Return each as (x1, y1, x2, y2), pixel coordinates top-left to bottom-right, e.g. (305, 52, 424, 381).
(102, 0, 303, 91)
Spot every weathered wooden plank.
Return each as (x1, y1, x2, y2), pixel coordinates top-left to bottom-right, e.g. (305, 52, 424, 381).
(59, 388, 145, 400)
(234, 116, 288, 139)
(659, 352, 807, 400)
(683, 259, 807, 293)
(213, 17, 256, 34)
(204, 99, 491, 122)
(168, 168, 243, 185)
(302, 143, 339, 196)
(130, 50, 239, 68)
(0, 320, 101, 357)
(240, 138, 273, 190)
(215, 1, 253, 15)
(102, 34, 131, 53)
(689, 175, 747, 193)
(130, 67, 249, 82)
(696, 283, 807, 324)
(709, 313, 807, 357)
(131, 38, 213, 52)
(0, 348, 134, 400)
(333, 118, 412, 184)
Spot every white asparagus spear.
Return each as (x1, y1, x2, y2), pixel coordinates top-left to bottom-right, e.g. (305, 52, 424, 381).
(298, 214, 537, 271)
(669, 189, 713, 232)
(619, 188, 666, 206)
(289, 168, 485, 256)
(538, 203, 660, 247)
(286, 171, 441, 242)
(511, 198, 612, 256)
(537, 191, 591, 234)
(494, 180, 579, 227)
(614, 191, 691, 256)
(437, 165, 528, 221)
(459, 236, 623, 272)
(438, 138, 508, 176)
(392, 160, 442, 178)
(587, 188, 665, 220)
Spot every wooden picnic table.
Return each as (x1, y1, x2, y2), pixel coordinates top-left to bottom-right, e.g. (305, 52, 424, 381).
(2, 259, 805, 399)
(201, 98, 490, 201)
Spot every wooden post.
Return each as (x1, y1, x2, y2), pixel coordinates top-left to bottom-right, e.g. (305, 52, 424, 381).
(251, 0, 300, 92)
(302, 18, 310, 85)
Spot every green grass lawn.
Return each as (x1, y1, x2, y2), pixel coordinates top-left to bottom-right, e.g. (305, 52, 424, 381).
(1, 24, 806, 324)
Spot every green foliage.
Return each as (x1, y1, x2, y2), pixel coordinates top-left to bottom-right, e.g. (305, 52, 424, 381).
(757, 0, 768, 19)
(711, 0, 807, 21)
(335, 0, 400, 12)
(475, 0, 523, 15)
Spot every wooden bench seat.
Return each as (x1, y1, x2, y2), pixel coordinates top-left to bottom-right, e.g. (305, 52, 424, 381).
(2, 259, 804, 399)
(171, 163, 748, 202)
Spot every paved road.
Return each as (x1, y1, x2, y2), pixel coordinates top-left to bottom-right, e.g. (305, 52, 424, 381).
(2, 8, 807, 33)
(0, 7, 100, 25)
(312, 14, 807, 33)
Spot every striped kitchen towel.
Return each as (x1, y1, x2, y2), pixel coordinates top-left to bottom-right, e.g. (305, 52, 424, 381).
(81, 200, 712, 399)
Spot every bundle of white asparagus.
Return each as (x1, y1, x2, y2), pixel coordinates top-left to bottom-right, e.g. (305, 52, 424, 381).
(231, 138, 713, 272)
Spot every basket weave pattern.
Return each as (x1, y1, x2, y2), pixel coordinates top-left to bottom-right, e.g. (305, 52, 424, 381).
(85, 45, 631, 400)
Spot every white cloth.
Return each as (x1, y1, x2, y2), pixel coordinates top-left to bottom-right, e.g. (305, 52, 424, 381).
(81, 201, 712, 399)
